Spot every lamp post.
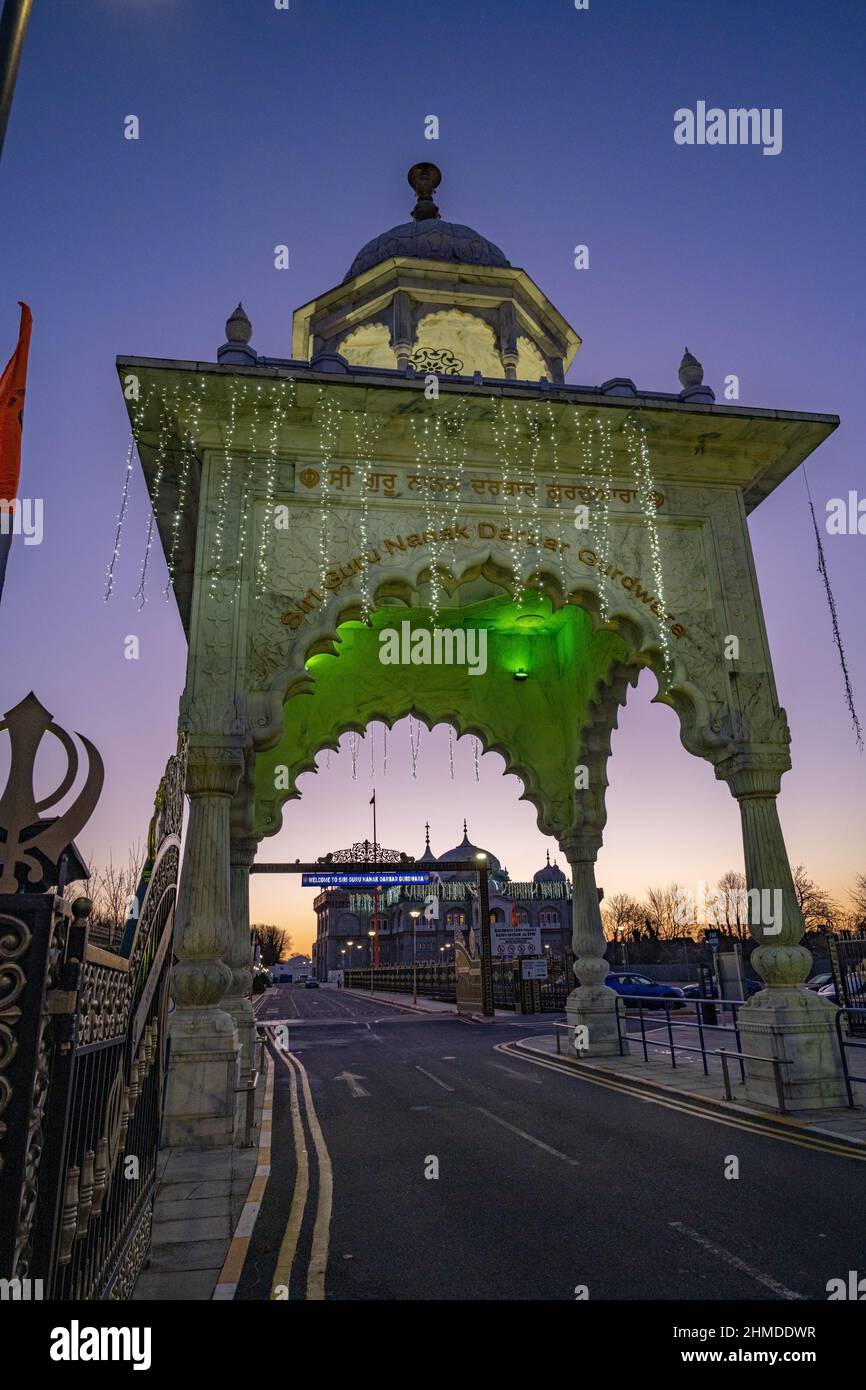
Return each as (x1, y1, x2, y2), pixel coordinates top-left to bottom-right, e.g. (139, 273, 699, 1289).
(0, 0, 33, 164)
(368, 929, 375, 992)
(476, 853, 494, 1018)
(409, 910, 421, 1006)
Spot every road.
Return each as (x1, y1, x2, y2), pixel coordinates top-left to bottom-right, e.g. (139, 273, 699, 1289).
(240, 983, 864, 1302)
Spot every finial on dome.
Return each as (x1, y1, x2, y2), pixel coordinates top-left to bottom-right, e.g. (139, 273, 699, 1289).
(424, 821, 431, 850)
(226, 303, 252, 344)
(408, 162, 442, 222)
(678, 345, 715, 403)
(678, 346, 703, 389)
(218, 302, 256, 364)
(463, 818, 468, 837)
(546, 850, 551, 866)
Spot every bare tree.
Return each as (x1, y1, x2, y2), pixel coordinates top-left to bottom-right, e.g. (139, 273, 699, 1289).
(64, 841, 144, 950)
(792, 864, 838, 934)
(850, 873, 866, 927)
(252, 924, 293, 966)
(712, 870, 748, 941)
(602, 892, 644, 942)
(645, 883, 683, 941)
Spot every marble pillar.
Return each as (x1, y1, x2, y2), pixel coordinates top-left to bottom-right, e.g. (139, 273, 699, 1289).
(163, 741, 243, 1147)
(719, 755, 847, 1111)
(224, 834, 258, 1089)
(561, 832, 621, 1057)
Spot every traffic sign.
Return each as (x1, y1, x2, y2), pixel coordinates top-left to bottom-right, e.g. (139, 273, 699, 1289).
(301, 872, 431, 887)
(491, 923, 542, 957)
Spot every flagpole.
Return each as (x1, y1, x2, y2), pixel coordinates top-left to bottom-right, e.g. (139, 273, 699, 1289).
(0, 0, 33, 163)
(370, 789, 379, 970)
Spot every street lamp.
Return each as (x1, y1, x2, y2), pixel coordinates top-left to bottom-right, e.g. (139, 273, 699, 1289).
(368, 929, 375, 992)
(409, 910, 421, 1006)
(0, 0, 33, 164)
(475, 852, 494, 1018)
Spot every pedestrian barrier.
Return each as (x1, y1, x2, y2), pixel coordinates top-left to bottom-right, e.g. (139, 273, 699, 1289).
(834, 1006, 866, 1109)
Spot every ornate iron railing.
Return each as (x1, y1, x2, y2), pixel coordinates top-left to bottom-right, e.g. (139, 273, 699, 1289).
(0, 737, 184, 1300)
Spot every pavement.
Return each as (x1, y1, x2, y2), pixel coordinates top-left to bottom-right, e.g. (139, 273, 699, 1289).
(223, 981, 866, 1301)
(133, 1027, 272, 1302)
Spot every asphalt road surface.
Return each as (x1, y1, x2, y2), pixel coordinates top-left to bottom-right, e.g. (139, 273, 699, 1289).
(240, 983, 864, 1302)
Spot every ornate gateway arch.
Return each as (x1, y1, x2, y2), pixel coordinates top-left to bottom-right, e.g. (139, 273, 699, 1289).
(118, 165, 845, 1144)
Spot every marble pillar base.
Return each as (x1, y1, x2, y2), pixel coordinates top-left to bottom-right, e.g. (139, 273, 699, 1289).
(224, 997, 256, 1088)
(737, 989, 848, 1111)
(565, 987, 623, 1057)
(162, 1007, 240, 1148)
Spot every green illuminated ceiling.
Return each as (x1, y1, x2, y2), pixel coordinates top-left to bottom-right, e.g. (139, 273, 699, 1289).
(254, 593, 630, 842)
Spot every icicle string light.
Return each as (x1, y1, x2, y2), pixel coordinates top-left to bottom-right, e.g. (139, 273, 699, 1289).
(316, 388, 342, 596)
(803, 466, 863, 749)
(409, 405, 466, 620)
(105, 436, 136, 601)
(106, 380, 159, 601)
(624, 415, 672, 679)
(349, 731, 359, 780)
(593, 415, 616, 623)
(207, 378, 240, 597)
(448, 725, 454, 780)
(439, 400, 469, 598)
(232, 382, 254, 601)
(164, 379, 206, 599)
(474, 735, 480, 781)
(541, 399, 567, 589)
(351, 409, 382, 620)
(409, 716, 422, 779)
(383, 724, 388, 777)
(490, 398, 523, 600)
(256, 380, 295, 597)
(133, 386, 177, 608)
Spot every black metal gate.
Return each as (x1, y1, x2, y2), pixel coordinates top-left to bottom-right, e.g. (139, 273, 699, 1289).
(828, 935, 866, 1037)
(0, 743, 183, 1300)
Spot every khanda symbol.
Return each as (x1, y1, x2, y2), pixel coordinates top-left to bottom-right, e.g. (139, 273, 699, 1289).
(0, 693, 104, 894)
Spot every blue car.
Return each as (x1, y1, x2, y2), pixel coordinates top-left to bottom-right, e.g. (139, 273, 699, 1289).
(604, 973, 686, 1010)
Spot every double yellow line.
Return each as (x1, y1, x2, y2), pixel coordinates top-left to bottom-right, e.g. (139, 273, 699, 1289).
(269, 1039, 335, 1300)
(497, 1040, 866, 1162)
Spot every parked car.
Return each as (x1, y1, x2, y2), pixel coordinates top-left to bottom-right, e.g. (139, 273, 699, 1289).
(682, 979, 762, 1000)
(804, 972, 834, 992)
(604, 973, 686, 1009)
(818, 972, 865, 1006)
(304, 977, 320, 989)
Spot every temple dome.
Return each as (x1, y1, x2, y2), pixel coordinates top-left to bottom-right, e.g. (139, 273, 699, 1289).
(344, 219, 510, 283)
(437, 822, 503, 879)
(533, 852, 566, 885)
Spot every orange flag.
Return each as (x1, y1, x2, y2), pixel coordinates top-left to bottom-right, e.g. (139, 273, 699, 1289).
(0, 302, 33, 599)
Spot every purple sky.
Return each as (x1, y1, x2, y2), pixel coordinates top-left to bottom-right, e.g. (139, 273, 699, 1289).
(1, 0, 864, 953)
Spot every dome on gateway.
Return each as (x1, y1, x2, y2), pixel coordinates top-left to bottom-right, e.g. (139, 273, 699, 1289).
(344, 219, 510, 282)
(343, 161, 510, 282)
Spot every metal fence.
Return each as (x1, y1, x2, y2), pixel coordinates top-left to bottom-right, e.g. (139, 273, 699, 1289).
(342, 961, 575, 1012)
(0, 749, 183, 1300)
(344, 964, 457, 1002)
(834, 1007, 866, 1109)
(828, 936, 866, 1035)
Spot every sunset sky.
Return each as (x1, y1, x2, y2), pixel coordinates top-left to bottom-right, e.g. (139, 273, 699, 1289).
(1, 0, 864, 955)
